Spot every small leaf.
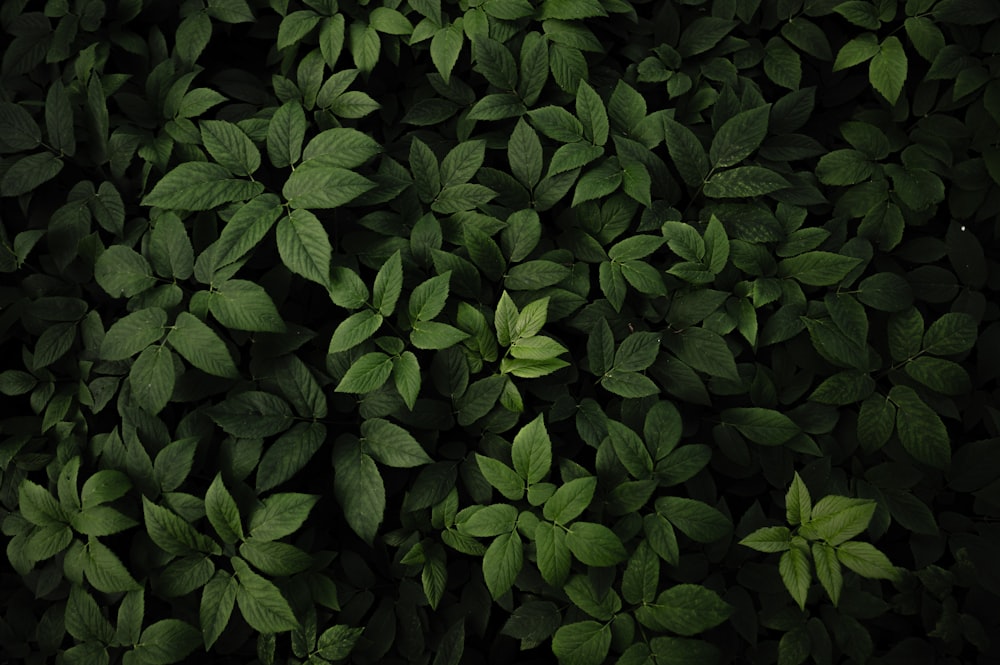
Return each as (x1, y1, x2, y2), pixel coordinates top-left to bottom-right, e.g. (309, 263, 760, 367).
(890, 385, 950, 468)
(361, 418, 432, 468)
(166, 312, 239, 379)
(372, 250, 403, 316)
(210, 280, 285, 332)
(142, 162, 262, 211)
(552, 621, 611, 665)
(276, 209, 332, 287)
(511, 413, 552, 484)
(869, 36, 907, 105)
(206, 474, 243, 544)
(634, 585, 732, 635)
(565, 521, 626, 566)
(101, 308, 167, 360)
(722, 407, 800, 445)
(835, 541, 898, 580)
(780, 537, 812, 610)
(739, 526, 792, 553)
(482, 530, 523, 599)
(232, 557, 299, 633)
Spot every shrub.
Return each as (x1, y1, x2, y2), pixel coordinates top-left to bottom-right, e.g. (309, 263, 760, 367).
(1, 0, 999, 663)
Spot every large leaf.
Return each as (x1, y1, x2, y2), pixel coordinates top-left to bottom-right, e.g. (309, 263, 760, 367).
(142, 162, 263, 210)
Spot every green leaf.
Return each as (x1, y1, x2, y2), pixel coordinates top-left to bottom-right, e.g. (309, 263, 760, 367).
(722, 407, 800, 445)
(432, 183, 496, 213)
(409, 272, 451, 322)
(511, 413, 552, 484)
(129, 619, 200, 665)
(483, 530, 523, 599)
(634, 585, 732, 635)
(922, 312, 977, 355)
(543, 476, 597, 524)
(142, 162, 262, 211)
(146, 366, 190, 424)
(799, 500, 875, 545)
(303, 128, 381, 168)
(905, 357, 970, 395)
(276, 209, 332, 286)
(602, 370, 660, 398)
(213, 194, 283, 267)
(256, 422, 326, 492)
(200, 119, 260, 176)
(361, 418, 432, 468)
(473, 36, 518, 89)
(662, 116, 710, 187)
(430, 24, 464, 82)
(85, 537, 140, 592)
(411, 321, 469, 350)
(816, 149, 874, 185)
(857, 393, 896, 451)
(95, 246, 156, 298)
(232, 557, 299, 632)
(210, 280, 285, 332)
(607, 420, 653, 478)
(780, 537, 812, 610)
(710, 105, 771, 168)
(739, 526, 792, 552)
(66, 585, 115, 644)
(786, 472, 812, 526)
(153, 438, 197, 494)
(476, 455, 525, 501)
(835, 541, 898, 580)
(869, 36, 907, 105)
(565, 521, 626, 566)
(317, 625, 365, 661)
(392, 351, 421, 410)
(552, 621, 611, 665)
(904, 17, 945, 62)
(856, 272, 912, 311)
(576, 81, 609, 146)
(372, 250, 402, 316)
(889, 385, 950, 469)
(206, 473, 244, 544)
(101, 308, 167, 360)
(200, 571, 238, 650)
(678, 16, 736, 56)
(513, 297, 550, 340)
(329, 310, 383, 354)
(266, 100, 306, 168)
(460, 504, 518, 538)
(764, 37, 802, 90)
(1, 152, 63, 197)
(166, 312, 239, 378)
(370, 7, 412, 34)
(142, 496, 218, 556)
(834, 32, 879, 70)
(508, 119, 543, 189)
(81, 471, 131, 510)
(248, 492, 318, 541)
(778, 251, 861, 286)
(657, 496, 730, 542)
(336, 352, 394, 393)
(510, 335, 568, 361)
(529, 105, 585, 143)
(623, 540, 659, 605)
(572, 159, 622, 206)
(535, 521, 572, 586)
(333, 438, 384, 544)
(149, 213, 194, 279)
(540, 0, 607, 20)
(704, 166, 789, 198)
(206, 391, 292, 438)
(283, 160, 375, 209)
(0, 102, 41, 150)
(812, 542, 843, 605)
(888, 307, 923, 362)
(664, 327, 739, 381)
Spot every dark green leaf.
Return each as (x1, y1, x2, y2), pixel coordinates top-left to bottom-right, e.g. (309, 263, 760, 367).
(166, 312, 239, 378)
(142, 162, 262, 210)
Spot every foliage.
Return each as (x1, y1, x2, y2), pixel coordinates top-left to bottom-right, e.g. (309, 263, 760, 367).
(1, 0, 999, 664)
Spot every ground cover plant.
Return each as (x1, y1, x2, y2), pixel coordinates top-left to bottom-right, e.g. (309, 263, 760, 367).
(1, 0, 999, 663)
